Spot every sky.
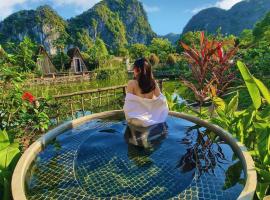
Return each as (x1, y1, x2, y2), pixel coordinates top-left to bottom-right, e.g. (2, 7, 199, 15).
(0, 0, 243, 35)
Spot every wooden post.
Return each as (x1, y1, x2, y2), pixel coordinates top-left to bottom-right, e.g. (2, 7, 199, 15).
(90, 94, 93, 111)
(81, 94, 85, 116)
(56, 99, 60, 125)
(70, 97, 75, 119)
(106, 90, 109, 105)
(99, 91, 101, 106)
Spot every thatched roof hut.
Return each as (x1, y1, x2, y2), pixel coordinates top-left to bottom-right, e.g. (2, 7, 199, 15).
(67, 47, 88, 73)
(36, 46, 56, 74)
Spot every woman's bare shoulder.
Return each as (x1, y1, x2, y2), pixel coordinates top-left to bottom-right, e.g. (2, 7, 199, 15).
(154, 81, 161, 96)
(128, 80, 137, 86)
(127, 80, 137, 93)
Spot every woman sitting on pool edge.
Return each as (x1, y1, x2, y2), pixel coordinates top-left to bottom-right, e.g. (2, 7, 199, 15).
(123, 58, 169, 127)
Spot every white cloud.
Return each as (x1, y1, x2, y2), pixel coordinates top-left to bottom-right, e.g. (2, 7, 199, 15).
(53, 0, 101, 10)
(143, 4, 160, 13)
(0, 0, 27, 20)
(0, 0, 101, 20)
(191, 0, 243, 14)
(216, 0, 242, 10)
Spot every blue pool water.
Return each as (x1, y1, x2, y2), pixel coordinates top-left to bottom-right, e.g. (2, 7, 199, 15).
(26, 115, 245, 200)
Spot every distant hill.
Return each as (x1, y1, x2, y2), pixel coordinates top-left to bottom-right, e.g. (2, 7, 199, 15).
(0, 0, 156, 53)
(0, 5, 67, 54)
(183, 0, 270, 35)
(68, 0, 156, 50)
(160, 33, 180, 45)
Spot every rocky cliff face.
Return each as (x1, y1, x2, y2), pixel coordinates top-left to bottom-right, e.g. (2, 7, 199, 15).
(0, 0, 156, 54)
(68, 0, 156, 50)
(0, 6, 68, 54)
(183, 0, 270, 35)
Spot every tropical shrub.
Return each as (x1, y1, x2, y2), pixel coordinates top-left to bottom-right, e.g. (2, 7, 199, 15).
(129, 43, 149, 59)
(166, 54, 177, 65)
(180, 32, 238, 105)
(96, 70, 110, 80)
(149, 53, 159, 66)
(4, 37, 37, 72)
(0, 62, 50, 142)
(149, 38, 174, 63)
(86, 37, 109, 68)
(211, 61, 270, 199)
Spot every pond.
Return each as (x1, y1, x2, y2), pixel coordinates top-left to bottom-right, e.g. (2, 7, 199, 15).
(26, 114, 245, 200)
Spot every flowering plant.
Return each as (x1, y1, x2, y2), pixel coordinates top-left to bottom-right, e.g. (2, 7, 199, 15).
(22, 92, 35, 103)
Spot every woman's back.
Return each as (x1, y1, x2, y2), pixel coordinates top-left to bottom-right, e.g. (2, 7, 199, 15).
(127, 80, 161, 99)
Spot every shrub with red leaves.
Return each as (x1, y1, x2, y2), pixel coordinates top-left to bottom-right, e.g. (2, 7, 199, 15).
(180, 32, 238, 104)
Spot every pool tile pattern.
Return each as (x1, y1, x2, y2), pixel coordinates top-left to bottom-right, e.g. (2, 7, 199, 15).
(26, 118, 244, 200)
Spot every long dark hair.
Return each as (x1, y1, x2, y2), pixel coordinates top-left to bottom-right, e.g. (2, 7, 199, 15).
(134, 58, 156, 94)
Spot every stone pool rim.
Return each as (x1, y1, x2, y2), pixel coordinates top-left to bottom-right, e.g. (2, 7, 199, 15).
(12, 110, 257, 200)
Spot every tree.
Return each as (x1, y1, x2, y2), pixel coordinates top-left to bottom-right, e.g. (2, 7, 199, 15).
(86, 37, 109, 68)
(253, 11, 270, 41)
(52, 52, 69, 71)
(74, 29, 94, 51)
(129, 43, 149, 59)
(53, 31, 69, 71)
(177, 31, 203, 53)
(6, 37, 37, 72)
(117, 46, 129, 57)
(239, 29, 254, 46)
(149, 38, 173, 63)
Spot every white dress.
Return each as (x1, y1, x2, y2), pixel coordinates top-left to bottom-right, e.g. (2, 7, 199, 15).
(123, 93, 169, 127)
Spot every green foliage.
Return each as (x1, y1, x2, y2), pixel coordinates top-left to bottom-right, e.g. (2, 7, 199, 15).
(52, 52, 70, 71)
(96, 70, 110, 80)
(211, 61, 270, 199)
(129, 43, 149, 59)
(0, 129, 20, 200)
(177, 31, 201, 53)
(237, 61, 261, 109)
(239, 29, 254, 46)
(117, 46, 129, 57)
(239, 40, 270, 77)
(253, 11, 270, 41)
(86, 37, 109, 68)
(0, 61, 50, 143)
(238, 12, 270, 77)
(149, 38, 173, 63)
(0, 61, 50, 200)
(0, 5, 68, 51)
(95, 4, 127, 50)
(5, 37, 37, 72)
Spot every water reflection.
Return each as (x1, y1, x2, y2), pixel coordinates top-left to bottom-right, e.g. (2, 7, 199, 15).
(124, 123, 168, 166)
(177, 126, 229, 176)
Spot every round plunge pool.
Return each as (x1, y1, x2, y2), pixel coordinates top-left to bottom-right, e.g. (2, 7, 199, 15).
(12, 111, 256, 200)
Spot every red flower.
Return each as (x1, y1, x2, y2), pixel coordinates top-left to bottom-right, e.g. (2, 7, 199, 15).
(22, 92, 35, 103)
